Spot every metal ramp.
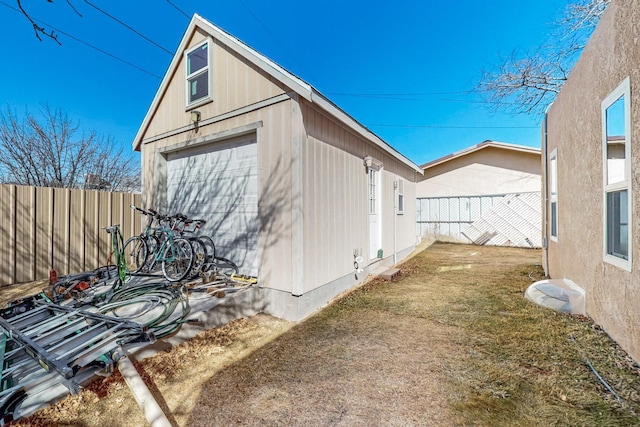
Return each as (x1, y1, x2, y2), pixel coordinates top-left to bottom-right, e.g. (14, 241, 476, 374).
(0, 302, 154, 423)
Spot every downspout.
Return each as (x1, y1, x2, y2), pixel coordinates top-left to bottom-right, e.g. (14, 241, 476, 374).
(542, 103, 553, 276)
(393, 180, 398, 264)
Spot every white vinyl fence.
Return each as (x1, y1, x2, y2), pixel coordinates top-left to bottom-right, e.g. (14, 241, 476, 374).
(416, 192, 541, 248)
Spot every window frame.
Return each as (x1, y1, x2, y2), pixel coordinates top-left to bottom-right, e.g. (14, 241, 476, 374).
(549, 148, 558, 242)
(396, 179, 404, 215)
(602, 77, 632, 271)
(185, 39, 212, 109)
(368, 169, 377, 215)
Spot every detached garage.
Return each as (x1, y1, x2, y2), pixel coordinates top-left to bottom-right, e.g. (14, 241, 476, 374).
(133, 14, 422, 320)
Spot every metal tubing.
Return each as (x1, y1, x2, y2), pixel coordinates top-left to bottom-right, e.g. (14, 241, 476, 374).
(118, 356, 171, 427)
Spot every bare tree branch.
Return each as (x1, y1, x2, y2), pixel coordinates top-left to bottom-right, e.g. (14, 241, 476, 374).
(557, 0, 610, 35)
(476, 0, 611, 115)
(0, 105, 140, 192)
(17, 0, 61, 44)
(16, 0, 83, 44)
(66, 0, 83, 17)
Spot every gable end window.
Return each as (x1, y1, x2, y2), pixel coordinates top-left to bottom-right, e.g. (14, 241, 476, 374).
(186, 41, 210, 107)
(602, 77, 632, 271)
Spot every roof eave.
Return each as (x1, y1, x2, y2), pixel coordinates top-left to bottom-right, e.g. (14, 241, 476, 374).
(420, 141, 541, 170)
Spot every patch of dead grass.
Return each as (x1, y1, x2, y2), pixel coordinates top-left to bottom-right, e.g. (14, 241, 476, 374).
(10, 242, 640, 426)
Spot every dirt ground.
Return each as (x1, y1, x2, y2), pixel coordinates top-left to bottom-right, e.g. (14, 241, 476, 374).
(10, 242, 640, 426)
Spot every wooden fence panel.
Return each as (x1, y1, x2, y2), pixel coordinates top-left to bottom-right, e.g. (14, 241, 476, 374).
(0, 184, 142, 286)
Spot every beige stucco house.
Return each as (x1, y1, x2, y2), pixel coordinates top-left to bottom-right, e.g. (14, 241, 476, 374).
(417, 140, 541, 198)
(542, 0, 640, 362)
(415, 141, 542, 247)
(132, 14, 422, 320)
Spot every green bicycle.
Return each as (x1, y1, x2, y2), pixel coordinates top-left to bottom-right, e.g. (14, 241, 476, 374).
(123, 221, 194, 282)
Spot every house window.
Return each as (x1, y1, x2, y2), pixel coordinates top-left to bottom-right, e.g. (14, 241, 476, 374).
(186, 41, 210, 106)
(397, 179, 404, 214)
(602, 77, 632, 270)
(368, 169, 377, 214)
(550, 149, 558, 241)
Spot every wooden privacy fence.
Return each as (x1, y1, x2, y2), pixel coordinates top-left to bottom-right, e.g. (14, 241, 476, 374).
(0, 185, 143, 286)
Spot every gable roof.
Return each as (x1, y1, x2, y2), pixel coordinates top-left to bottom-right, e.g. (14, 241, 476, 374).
(133, 14, 422, 174)
(420, 140, 541, 170)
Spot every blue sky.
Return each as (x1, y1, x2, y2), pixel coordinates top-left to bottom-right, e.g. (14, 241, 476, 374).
(0, 0, 567, 166)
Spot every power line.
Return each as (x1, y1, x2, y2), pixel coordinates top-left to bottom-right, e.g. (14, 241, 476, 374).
(327, 90, 474, 97)
(0, 1, 163, 80)
(369, 124, 538, 129)
(166, 0, 189, 19)
(325, 91, 494, 104)
(83, 0, 173, 55)
(326, 92, 519, 105)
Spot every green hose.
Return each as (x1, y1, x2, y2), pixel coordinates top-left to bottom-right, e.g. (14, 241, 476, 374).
(99, 282, 191, 339)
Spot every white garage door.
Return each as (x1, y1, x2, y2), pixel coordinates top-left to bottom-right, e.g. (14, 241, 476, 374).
(166, 134, 259, 276)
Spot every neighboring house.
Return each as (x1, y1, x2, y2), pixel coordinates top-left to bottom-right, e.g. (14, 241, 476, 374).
(417, 140, 541, 198)
(416, 141, 542, 247)
(542, 0, 640, 362)
(132, 14, 422, 321)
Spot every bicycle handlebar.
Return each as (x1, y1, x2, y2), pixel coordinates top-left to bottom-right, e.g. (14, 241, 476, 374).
(130, 205, 157, 217)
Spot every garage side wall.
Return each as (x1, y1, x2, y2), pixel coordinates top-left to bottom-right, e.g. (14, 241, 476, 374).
(545, 0, 640, 362)
(300, 101, 418, 293)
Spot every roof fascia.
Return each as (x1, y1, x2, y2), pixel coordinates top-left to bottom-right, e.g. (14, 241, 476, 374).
(421, 141, 540, 170)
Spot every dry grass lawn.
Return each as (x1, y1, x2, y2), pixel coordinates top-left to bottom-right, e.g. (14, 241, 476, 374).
(8, 242, 640, 426)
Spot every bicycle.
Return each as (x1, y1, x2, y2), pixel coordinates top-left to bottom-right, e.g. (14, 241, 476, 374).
(170, 214, 210, 278)
(128, 206, 210, 278)
(173, 214, 239, 277)
(123, 216, 194, 282)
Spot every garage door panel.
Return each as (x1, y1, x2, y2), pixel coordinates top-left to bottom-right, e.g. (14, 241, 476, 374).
(166, 135, 259, 276)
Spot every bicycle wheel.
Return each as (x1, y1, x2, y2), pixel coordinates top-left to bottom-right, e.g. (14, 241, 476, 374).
(142, 234, 161, 272)
(162, 238, 194, 282)
(214, 256, 239, 276)
(123, 236, 147, 274)
(198, 236, 216, 262)
(188, 237, 207, 277)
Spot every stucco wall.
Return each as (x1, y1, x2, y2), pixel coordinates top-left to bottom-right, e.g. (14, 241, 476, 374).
(417, 147, 541, 198)
(545, 0, 640, 362)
